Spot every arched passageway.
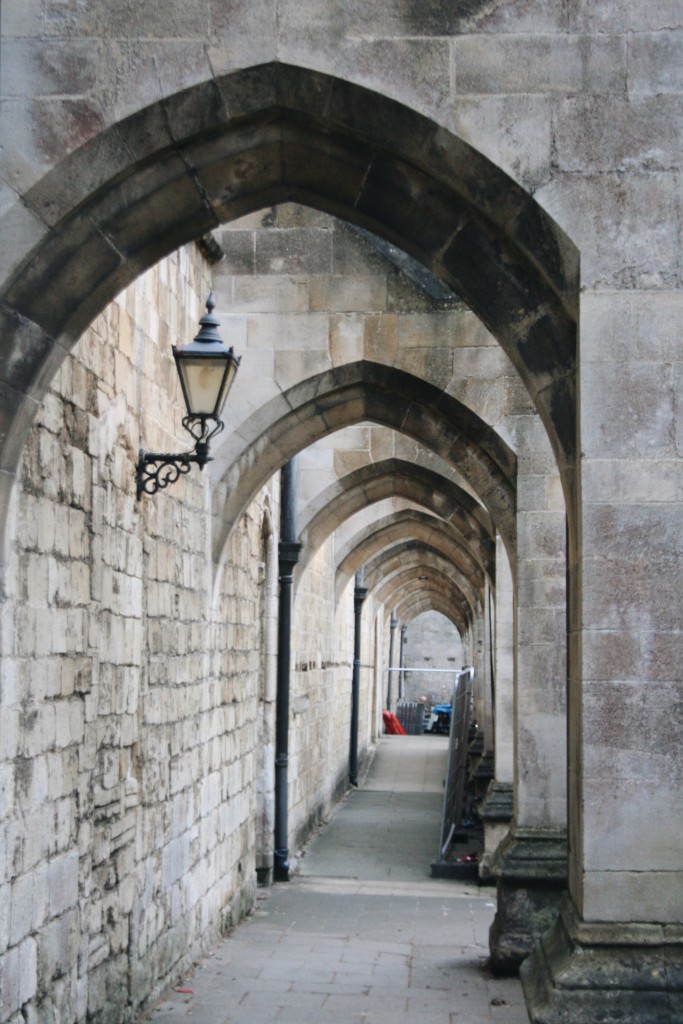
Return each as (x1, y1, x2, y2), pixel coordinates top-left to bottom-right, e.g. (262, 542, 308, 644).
(334, 510, 485, 603)
(295, 455, 496, 589)
(212, 364, 515, 575)
(0, 64, 577, 563)
(3, 41, 676, 1024)
(1, 64, 574, 1024)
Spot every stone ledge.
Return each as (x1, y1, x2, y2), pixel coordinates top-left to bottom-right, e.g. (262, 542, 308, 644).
(479, 780, 513, 823)
(491, 827, 568, 882)
(557, 896, 683, 948)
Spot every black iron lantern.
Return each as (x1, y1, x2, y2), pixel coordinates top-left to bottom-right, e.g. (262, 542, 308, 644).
(173, 294, 240, 420)
(136, 294, 241, 498)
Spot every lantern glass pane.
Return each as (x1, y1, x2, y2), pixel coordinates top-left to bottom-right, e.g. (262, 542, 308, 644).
(214, 359, 239, 416)
(178, 357, 228, 416)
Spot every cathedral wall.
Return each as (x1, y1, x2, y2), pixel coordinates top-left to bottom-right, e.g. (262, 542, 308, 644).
(1, 249, 269, 1023)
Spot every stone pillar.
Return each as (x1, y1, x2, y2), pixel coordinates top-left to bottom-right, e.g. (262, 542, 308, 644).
(489, 426, 568, 974)
(521, 292, 683, 1019)
(482, 578, 495, 753)
(493, 537, 514, 783)
(274, 460, 302, 883)
(373, 612, 383, 741)
(478, 781, 513, 884)
(398, 622, 407, 700)
(489, 828, 567, 974)
(469, 587, 494, 801)
(479, 536, 514, 882)
(471, 610, 487, 738)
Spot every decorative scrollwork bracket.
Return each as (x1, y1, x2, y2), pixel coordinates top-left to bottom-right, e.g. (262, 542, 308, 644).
(135, 423, 218, 500)
(135, 448, 210, 500)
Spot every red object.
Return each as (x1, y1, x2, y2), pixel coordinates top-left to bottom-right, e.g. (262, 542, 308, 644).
(382, 711, 407, 735)
(174, 988, 194, 994)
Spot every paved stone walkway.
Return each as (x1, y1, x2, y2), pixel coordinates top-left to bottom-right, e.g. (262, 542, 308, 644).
(145, 736, 529, 1023)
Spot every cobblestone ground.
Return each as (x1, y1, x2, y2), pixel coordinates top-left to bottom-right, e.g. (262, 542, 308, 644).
(143, 737, 529, 1024)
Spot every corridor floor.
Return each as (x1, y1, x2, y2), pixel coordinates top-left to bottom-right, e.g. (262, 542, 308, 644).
(144, 736, 529, 1023)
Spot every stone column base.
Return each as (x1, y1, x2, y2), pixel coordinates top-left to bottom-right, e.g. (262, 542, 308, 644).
(521, 895, 683, 1023)
(489, 827, 567, 975)
(255, 864, 273, 887)
(478, 781, 513, 883)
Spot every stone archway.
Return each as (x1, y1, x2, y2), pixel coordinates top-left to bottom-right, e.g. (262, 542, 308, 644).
(334, 509, 485, 603)
(0, 63, 577, 570)
(367, 544, 478, 614)
(212, 362, 514, 574)
(0, 60, 590, 1024)
(294, 455, 496, 590)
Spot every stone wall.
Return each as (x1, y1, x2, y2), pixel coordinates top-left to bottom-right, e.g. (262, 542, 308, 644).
(290, 542, 377, 852)
(0, 245, 368, 1024)
(400, 610, 465, 705)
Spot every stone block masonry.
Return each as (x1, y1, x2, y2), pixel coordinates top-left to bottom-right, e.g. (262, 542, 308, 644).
(0, 247, 268, 1024)
(289, 536, 373, 851)
(0, 239, 382, 1024)
(0, 5, 681, 1021)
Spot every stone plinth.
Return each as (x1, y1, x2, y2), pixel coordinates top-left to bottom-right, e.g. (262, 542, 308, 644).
(489, 828, 567, 975)
(478, 781, 513, 883)
(521, 895, 683, 1023)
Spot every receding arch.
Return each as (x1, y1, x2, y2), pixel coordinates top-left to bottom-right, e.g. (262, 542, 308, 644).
(335, 509, 485, 603)
(394, 592, 467, 633)
(295, 456, 495, 591)
(213, 361, 514, 575)
(378, 570, 471, 634)
(0, 62, 577, 571)
(363, 542, 480, 619)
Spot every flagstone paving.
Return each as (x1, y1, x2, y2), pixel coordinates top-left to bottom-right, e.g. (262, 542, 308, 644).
(144, 736, 529, 1024)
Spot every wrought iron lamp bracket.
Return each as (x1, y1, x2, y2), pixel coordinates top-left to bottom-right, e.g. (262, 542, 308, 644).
(136, 415, 224, 499)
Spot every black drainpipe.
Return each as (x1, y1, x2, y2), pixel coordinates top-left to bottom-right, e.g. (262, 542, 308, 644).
(274, 459, 301, 882)
(387, 610, 397, 710)
(399, 624, 407, 700)
(349, 569, 368, 787)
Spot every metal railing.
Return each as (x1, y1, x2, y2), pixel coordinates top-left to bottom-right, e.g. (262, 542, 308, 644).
(438, 667, 475, 857)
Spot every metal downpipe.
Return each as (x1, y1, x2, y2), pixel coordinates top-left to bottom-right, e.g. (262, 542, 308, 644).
(387, 610, 397, 710)
(349, 569, 368, 787)
(274, 459, 301, 882)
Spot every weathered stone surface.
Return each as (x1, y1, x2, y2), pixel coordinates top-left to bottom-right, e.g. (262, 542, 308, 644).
(455, 33, 626, 95)
(521, 896, 683, 1024)
(554, 96, 683, 174)
(489, 829, 568, 975)
(255, 227, 333, 276)
(447, 95, 553, 190)
(628, 30, 683, 95)
(345, 0, 505, 37)
(480, 781, 514, 823)
(336, 38, 452, 117)
(538, 171, 680, 290)
(478, 781, 514, 883)
(0, 7, 681, 1024)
